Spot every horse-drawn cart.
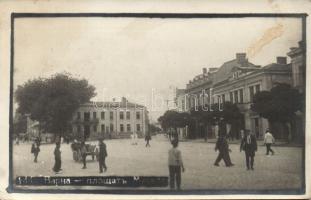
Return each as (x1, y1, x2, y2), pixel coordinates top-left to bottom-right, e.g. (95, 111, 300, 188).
(71, 142, 98, 162)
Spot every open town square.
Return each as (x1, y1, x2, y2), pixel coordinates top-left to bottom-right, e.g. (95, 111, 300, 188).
(13, 135, 303, 190)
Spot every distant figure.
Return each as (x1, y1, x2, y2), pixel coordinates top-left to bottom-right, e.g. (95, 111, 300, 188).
(131, 132, 138, 145)
(31, 141, 40, 163)
(168, 139, 185, 190)
(240, 130, 257, 170)
(214, 136, 234, 167)
(145, 134, 151, 147)
(98, 139, 108, 173)
(81, 141, 87, 169)
(264, 129, 275, 155)
(53, 142, 62, 173)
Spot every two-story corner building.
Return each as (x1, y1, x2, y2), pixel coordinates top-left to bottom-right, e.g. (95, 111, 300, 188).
(71, 97, 149, 140)
(179, 52, 295, 140)
(212, 56, 292, 139)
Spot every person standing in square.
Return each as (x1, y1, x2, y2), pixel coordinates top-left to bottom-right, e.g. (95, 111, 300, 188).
(145, 134, 151, 147)
(98, 138, 108, 173)
(81, 141, 87, 169)
(240, 130, 257, 170)
(31, 141, 40, 163)
(52, 142, 62, 173)
(168, 139, 185, 190)
(264, 129, 275, 155)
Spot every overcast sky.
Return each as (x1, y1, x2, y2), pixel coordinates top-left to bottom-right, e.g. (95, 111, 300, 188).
(14, 17, 302, 121)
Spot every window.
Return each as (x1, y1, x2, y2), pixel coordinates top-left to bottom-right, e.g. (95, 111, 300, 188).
(136, 124, 141, 132)
(221, 94, 225, 103)
(126, 111, 130, 120)
(255, 84, 260, 93)
(93, 112, 97, 119)
(93, 125, 97, 132)
(120, 124, 124, 132)
(239, 89, 244, 103)
(77, 112, 81, 120)
(234, 90, 238, 103)
(229, 92, 233, 103)
(101, 124, 105, 133)
(249, 86, 255, 102)
(120, 111, 124, 120)
(110, 111, 113, 120)
(127, 124, 131, 132)
(101, 112, 105, 120)
(110, 124, 114, 132)
(77, 125, 81, 133)
(136, 111, 141, 120)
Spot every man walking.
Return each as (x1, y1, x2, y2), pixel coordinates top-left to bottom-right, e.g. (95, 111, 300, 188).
(264, 129, 275, 155)
(168, 139, 185, 190)
(98, 138, 108, 173)
(240, 130, 257, 170)
(214, 136, 234, 167)
(145, 134, 151, 147)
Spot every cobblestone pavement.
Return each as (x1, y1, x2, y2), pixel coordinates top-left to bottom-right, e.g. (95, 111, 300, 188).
(13, 134, 303, 190)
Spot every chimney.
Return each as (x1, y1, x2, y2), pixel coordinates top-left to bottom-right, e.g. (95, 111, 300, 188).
(298, 41, 305, 48)
(276, 57, 287, 64)
(236, 53, 247, 64)
(202, 68, 207, 74)
(121, 97, 127, 103)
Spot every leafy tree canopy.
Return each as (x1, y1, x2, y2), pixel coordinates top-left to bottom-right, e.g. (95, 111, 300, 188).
(190, 102, 243, 125)
(15, 73, 96, 135)
(251, 83, 302, 123)
(158, 110, 192, 131)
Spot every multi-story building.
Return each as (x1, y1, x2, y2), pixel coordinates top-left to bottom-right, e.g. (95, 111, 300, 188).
(176, 47, 303, 140)
(71, 97, 149, 140)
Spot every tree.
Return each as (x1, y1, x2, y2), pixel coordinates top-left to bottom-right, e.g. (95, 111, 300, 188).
(190, 102, 243, 138)
(149, 124, 162, 134)
(251, 83, 303, 141)
(13, 112, 27, 136)
(15, 73, 96, 139)
(158, 110, 192, 137)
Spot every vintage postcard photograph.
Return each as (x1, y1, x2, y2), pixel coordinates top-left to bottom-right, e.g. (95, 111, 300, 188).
(7, 12, 307, 196)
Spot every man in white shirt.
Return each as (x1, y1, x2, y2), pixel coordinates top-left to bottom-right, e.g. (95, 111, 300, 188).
(264, 129, 275, 155)
(168, 139, 185, 190)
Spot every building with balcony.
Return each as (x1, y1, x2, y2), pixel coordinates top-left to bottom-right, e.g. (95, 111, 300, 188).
(71, 97, 149, 140)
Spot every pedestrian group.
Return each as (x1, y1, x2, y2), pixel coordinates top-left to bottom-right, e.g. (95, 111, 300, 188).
(28, 128, 276, 190)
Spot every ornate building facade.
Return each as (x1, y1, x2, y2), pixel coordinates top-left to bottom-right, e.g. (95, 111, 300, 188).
(176, 44, 305, 140)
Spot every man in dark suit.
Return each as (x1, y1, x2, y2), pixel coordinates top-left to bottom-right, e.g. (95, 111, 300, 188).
(98, 138, 108, 173)
(214, 136, 234, 167)
(240, 130, 257, 170)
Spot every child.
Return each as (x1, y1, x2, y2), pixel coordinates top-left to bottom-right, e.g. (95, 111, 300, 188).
(168, 139, 185, 190)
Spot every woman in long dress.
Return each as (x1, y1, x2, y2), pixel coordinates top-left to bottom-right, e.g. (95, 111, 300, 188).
(53, 142, 62, 173)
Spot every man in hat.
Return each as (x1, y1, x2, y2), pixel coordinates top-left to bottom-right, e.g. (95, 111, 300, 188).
(98, 138, 108, 173)
(240, 130, 257, 170)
